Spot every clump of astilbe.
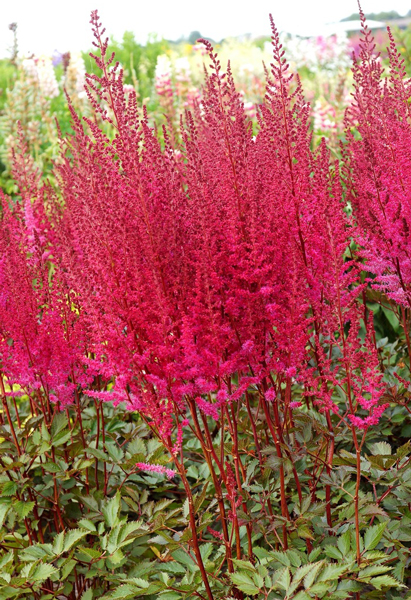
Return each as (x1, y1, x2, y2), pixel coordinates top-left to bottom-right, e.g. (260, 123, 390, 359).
(344, 11, 411, 326)
(0, 138, 89, 412)
(1, 11, 396, 599)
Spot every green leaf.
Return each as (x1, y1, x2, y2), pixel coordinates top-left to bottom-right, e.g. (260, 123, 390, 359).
(103, 492, 121, 528)
(0, 552, 13, 570)
(337, 531, 351, 556)
(1, 481, 17, 496)
(358, 565, 392, 579)
(193, 481, 209, 514)
(364, 522, 387, 550)
(370, 442, 392, 456)
(293, 563, 320, 586)
(0, 503, 10, 527)
(275, 567, 291, 590)
(77, 546, 102, 560)
(126, 578, 150, 589)
(32, 563, 59, 582)
(51, 412, 68, 436)
(230, 572, 260, 595)
(53, 531, 65, 555)
(63, 529, 88, 553)
(100, 584, 141, 600)
(304, 561, 324, 589)
(81, 590, 94, 600)
(317, 563, 348, 582)
(231, 559, 256, 572)
(324, 545, 342, 560)
(109, 549, 125, 564)
(157, 561, 186, 575)
(61, 559, 76, 580)
(371, 575, 405, 590)
(52, 430, 72, 447)
(293, 593, 311, 600)
(43, 461, 61, 473)
(78, 519, 97, 532)
(171, 550, 196, 568)
(13, 500, 35, 519)
(297, 524, 314, 539)
(270, 551, 291, 566)
(21, 544, 53, 561)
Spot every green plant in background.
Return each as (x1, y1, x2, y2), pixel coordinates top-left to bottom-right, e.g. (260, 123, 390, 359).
(82, 31, 170, 103)
(0, 58, 68, 194)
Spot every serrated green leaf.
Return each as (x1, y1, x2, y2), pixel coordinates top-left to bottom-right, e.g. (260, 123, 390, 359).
(77, 546, 102, 560)
(13, 500, 35, 519)
(63, 529, 88, 553)
(364, 522, 387, 551)
(1, 481, 17, 496)
(0, 552, 13, 570)
(293, 563, 319, 585)
(231, 559, 256, 572)
(103, 492, 121, 528)
(230, 572, 260, 595)
(275, 566, 291, 590)
(43, 461, 61, 473)
(156, 561, 186, 575)
(0, 504, 10, 528)
(324, 545, 342, 559)
(337, 530, 351, 556)
(371, 575, 405, 590)
(21, 544, 53, 561)
(100, 584, 141, 600)
(53, 531, 65, 555)
(127, 578, 150, 588)
(287, 550, 302, 567)
(317, 563, 348, 582)
(109, 548, 125, 565)
(370, 442, 392, 456)
(171, 550, 196, 568)
(304, 561, 324, 589)
(358, 565, 392, 579)
(81, 589, 94, 600)
(265, 551, 287, 566)
(293, 592, 311, 600)
(78, 519, 97, 532)
(32, 562, 59, 582)
(61, 559, 76, 580)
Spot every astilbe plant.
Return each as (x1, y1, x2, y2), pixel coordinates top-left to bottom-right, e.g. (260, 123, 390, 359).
(1, 9, 411, 600)
(344, 9, 411, 351)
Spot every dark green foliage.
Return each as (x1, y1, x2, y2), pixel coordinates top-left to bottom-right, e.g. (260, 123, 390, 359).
(1, 359, 411, 600)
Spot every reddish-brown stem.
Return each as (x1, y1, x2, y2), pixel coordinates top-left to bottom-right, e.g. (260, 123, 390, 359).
(173, 455, 214, 600)
(261, 396, 289, 548)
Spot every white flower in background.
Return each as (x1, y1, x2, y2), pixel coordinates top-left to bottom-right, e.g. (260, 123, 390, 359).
(22, 57, 37, 79)
(155, 55, 172, 80)
(265, 33, 351, 74)
(123, 84, 135, 98)
(65, 52, 87, 99)
(239, 63, 254, 78)
(175, 57, 191, 82)
(155, 55, 173, 98)
(22, 56, 59, 98)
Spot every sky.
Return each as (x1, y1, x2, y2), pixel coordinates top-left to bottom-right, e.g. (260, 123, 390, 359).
(1, 0, 411, 58)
